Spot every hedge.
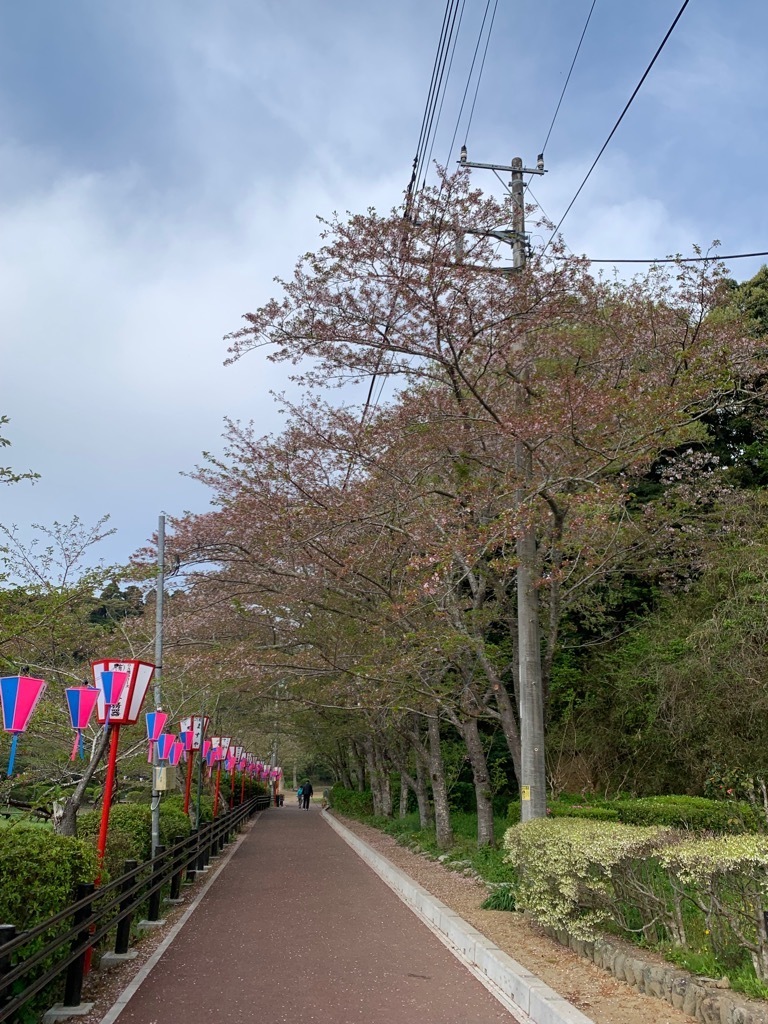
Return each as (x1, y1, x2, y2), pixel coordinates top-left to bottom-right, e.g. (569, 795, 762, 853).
(0, 825, 98, 930)
(503, 818, 768, 983)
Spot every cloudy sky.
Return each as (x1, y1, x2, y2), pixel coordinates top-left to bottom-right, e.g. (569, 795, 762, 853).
(1, 0, 766, 571)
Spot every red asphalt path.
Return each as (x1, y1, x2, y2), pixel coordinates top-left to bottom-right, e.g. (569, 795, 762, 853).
(113, 803, 517, 1023)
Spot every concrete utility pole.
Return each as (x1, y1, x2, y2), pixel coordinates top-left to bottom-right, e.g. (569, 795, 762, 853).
(151, 514, 165, 854)
(458, 148, 547, 821)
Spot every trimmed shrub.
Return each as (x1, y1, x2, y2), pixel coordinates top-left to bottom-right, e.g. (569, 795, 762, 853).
(613, 795, 761, 833)
(0, 827, 99, 1022)
(158, 799, 192, 846)
(503, 818, 675, 940)
(0, 825, 98, 930)
(78, 804, 152, 878)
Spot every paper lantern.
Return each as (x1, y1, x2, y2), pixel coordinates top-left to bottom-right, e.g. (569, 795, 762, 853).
(180, 714, 209, 752)
(65, 687, 99, 760)
(145, 710, 168, 763)
(156, 733, 176, 762)
(0, 675, 47, 776)
(94, 670, 128, 730)
(91, 659, 155, 726)
(168, 740, 183, 767)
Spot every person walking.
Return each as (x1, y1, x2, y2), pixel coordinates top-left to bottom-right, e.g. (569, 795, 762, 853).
(301, 780, 313, 809)
(296, 784, 303, 807)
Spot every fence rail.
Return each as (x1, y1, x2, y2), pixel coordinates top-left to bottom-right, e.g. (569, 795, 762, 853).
(0, 795, 269, 1022)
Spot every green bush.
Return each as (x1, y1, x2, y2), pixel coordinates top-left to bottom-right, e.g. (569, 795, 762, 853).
(0, 827, 99, 1022)
(0, 825, 98, 930)
(507, 798, 618, 824)
(158, 799, 192, 846)
(613, 795, 761, 833)
(78, 804, 152, 877)
(328, 785, 374, 817)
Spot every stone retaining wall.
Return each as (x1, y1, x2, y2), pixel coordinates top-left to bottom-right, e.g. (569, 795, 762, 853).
(544, 927, 768, 1024)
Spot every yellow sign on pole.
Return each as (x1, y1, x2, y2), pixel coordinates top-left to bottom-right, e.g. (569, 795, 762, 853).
(521, 785, 531, 801)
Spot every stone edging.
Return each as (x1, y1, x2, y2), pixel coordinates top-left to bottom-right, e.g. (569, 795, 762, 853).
(542, 927, 768, 1024)
(322, 811, 594, 1024)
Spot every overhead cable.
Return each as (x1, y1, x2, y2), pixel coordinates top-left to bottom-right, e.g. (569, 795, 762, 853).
(574, 250, 768, 264)
(544, 0, 691, 253)
(541, 0, 598, 157)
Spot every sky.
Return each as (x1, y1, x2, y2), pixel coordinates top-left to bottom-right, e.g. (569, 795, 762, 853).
(1, 0, 767, 574)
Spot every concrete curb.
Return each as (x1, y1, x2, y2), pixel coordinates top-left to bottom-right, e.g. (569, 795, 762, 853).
(323, 811, 595, 1024)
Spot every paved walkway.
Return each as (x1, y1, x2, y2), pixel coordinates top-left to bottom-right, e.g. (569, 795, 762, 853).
(112, 803, 517, 1023)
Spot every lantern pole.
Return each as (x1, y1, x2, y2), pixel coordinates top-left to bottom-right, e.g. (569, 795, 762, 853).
(195, 699, 206, 829)
(6, 734, 19, 777)
(151, 514, 165, 856)
(213, 760, 222, 817)
(96, 725, 121, 877)
(183, 746, 195, 815)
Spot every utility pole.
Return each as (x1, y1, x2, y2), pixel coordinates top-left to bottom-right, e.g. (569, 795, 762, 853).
(458, 148, 548, 821)
(151, 514, 165, 854)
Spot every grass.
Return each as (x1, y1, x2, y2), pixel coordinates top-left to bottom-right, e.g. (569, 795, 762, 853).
(0, 812, 51, 829)
(335, 807, 519, 891)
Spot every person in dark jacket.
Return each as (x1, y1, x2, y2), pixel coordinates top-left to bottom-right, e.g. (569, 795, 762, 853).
(301, 780, 313, 809)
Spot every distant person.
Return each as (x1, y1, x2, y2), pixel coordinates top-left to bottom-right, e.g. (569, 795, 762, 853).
(301, 780, 313, 809)
(297, 785, 304, 807)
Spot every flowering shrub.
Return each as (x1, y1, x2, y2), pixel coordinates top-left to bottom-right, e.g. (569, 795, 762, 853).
(504, 819, 768, 982)
(503, 818, 674, 940)
(661, 835, 768, 980)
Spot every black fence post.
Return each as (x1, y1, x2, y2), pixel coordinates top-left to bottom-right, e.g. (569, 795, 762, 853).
(198, 823, 207, 872)
(146, 846, 166, 922)
(0, 924, 16, 1009)
(63, 883, 94, 1008)
(114, 860, 138, 955)
(169, 837, 184, 901)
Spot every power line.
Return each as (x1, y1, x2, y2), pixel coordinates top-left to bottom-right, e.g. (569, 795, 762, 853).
(421, 0, 467, 191)
(443, 0, 497, 170)
(573, 250, 768, 264)
(463, 0, 499, 146)
(406, 0, 463, 213)
(544, 0, 691, 253)
(413, 0, 464, 198)
(541, 0, 597, 156)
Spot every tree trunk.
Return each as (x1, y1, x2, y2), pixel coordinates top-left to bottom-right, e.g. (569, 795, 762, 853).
(54, 728, 111, 837)
(460, 716, 495, 847)
(374, 738, 392, 818)
(362, 735, 382, 815)
(350, 741, 366, 791)
(399, 774, 409, 818)
(493, 679, 522, 786)
(411, 750, 434, 829)
(426, 714, 453, 849)
(336, 741, 353, 790)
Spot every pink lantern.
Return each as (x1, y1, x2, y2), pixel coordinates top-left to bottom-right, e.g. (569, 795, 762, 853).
(92, 659, 155, 726)
(145, 710, 168, 763)
(0, 675, 47, 776)
(65, 687, 99, 760)
(94, 670, 128, 730)
(156, 733, 175, 762)
(168, 740, 183, 767)
(180, 714, 209, 752)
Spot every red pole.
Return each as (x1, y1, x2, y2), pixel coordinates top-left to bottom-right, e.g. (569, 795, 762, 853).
(96, 725, 120, 879)
(229, 770, 235, 810)
(213, 762, 222, 816)
(240, 772, 245, 805)
(86, 724, 119, 975)
(183, 750, 195, 815)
